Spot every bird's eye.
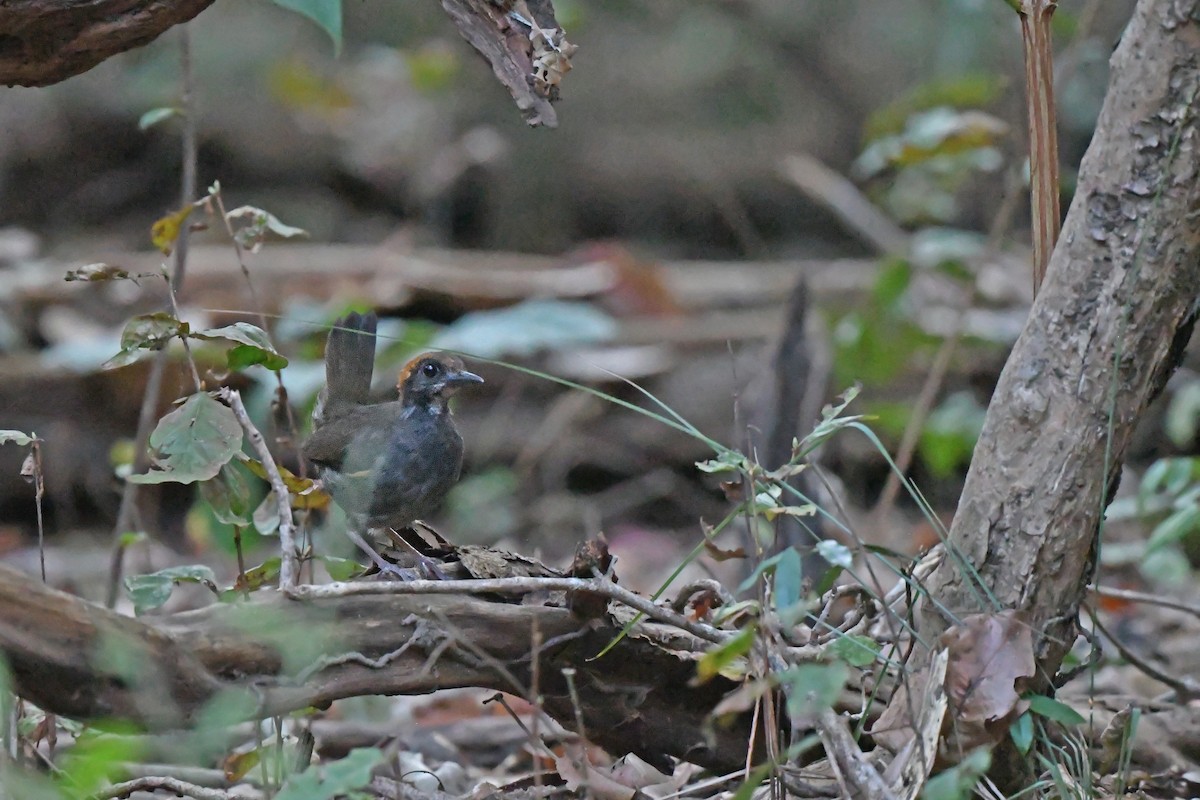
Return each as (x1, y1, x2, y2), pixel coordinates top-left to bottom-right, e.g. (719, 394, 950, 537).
(422, 361, 441, 378)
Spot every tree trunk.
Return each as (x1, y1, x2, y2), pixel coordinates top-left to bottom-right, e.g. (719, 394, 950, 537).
(920, 0, 1200, 682)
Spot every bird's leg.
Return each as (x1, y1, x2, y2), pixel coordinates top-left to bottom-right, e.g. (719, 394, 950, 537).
(344, 527, 420, 581)
(389, 524, 450, 581)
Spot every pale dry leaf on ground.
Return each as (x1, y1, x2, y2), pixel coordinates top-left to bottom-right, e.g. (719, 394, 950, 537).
(939, 609, 1035, 755)
(553, 744, 676, 800)
(870, 610, 1034, 762)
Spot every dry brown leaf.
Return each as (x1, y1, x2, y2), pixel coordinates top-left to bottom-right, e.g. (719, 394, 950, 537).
(702, 539, 746, 562)
(871, 610, 1035, 763)
(941, 610, 1035, 725)
(554, 744, 637, 800)
(939, 609, 1035, 757)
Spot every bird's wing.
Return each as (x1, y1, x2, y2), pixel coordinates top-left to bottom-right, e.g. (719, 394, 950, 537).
(302, 402, 402, 472)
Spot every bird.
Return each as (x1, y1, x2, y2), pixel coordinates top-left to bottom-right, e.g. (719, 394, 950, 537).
(302, 311, 484, 578)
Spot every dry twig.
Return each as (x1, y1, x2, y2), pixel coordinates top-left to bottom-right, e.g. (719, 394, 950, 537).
(218, 388, 299, 589)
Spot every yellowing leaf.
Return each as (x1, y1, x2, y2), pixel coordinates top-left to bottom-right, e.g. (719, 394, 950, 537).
(151, 205, 195, 255)
(696, 627, 755, 683)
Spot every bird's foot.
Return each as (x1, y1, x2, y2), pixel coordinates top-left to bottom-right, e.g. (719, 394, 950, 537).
(344, 528, 417, 581)
(382, 524, 452, 580)
(367, 553, 448, 581)
(411, 553, 450, 581)
(371, 561, 423, 582)
(345, 527, 452, 581)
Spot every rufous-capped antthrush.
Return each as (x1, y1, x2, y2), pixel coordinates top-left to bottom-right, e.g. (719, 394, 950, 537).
(303, 311, 483, 577)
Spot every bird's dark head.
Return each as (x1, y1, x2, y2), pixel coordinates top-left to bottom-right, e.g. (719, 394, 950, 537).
(398, 353, 484, 409)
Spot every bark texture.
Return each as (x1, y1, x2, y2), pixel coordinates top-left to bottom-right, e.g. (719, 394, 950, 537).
(921, 0, 1200, 679)
(0, 565, 751, 773)
(0, 0, 567, 128)
(0, 0, 216, 87)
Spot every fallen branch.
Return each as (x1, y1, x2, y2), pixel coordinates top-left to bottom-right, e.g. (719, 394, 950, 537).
(0, 564, 758, 772)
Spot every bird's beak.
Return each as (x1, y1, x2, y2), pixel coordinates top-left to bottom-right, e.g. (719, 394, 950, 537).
(447, 369, 485, 386)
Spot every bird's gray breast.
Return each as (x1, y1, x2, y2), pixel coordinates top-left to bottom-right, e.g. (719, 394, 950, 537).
(363, 414, 464, 528)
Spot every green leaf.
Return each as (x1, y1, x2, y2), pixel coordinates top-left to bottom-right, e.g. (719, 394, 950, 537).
(811, 564, 843, 597)
(221, 558, 282, 599)
(696, 627, 755, 683)
(1142, 457, 1194, 496)
(815, 539, 853, 569)
(920, 391, 987, 479)
(695, 454, 746, 474)
(125, 564, 217, 615)
(753, 483, 782, 510)
(405, 43, 461, 93)
(1139, 544, 1192, 586)
(241, 456, 321, 498)
(1026, 694, 1085, 726)
(872, 258, 912, 308)
(778, 662, 848, 721)
(276, 747, 384, 800)
(194, 322, 289, 371)
(129, 393, 243, 485)
(1009, 711, 1034, 754)
(193, 321, 277, 348)
(320, 556, 363, 581)
(253, 490, 282, 536)
(0, 430, 33, 446)
(118, 531, 147, 549)
(829, 634, 880, 668)
(104, 313, 188, 369)
(58, 729, 143, 796)
(201, 463, 254, 526)
(228, 344, 288, 371)
(773, 548, 803, 611)
(271, 0, 343, 56)
(1166, 383, 1200, 448)
(855, 107, 1008, 178)
(762, 503, 817, 521)
(920, 747, 990, 800)
(1145, 504, 1200, 554)
(737, 550, 788, 595)
(138, 106, 181, 131)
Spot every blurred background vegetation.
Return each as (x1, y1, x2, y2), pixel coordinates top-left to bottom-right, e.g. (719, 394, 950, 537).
(0, 0, 1123, 254)
(6, 0, 1179, 598)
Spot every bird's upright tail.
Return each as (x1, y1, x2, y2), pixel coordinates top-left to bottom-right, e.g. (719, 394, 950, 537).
(313, 311, 378, 426)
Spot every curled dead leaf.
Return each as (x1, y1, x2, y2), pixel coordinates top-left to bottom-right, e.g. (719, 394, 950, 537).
(870, 610, 1035, 765)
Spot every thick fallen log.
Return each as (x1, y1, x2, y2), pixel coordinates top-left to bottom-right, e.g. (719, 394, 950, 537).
(0, 563, 756, 772)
